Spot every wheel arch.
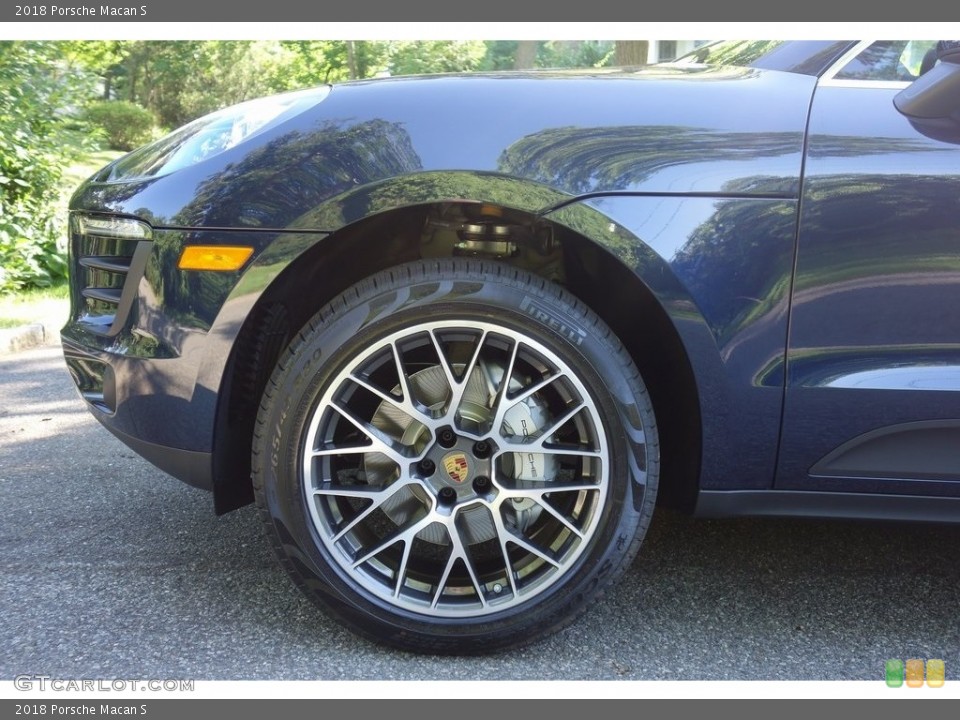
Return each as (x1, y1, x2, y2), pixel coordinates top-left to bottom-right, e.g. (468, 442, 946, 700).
(210, 193, 706, 515)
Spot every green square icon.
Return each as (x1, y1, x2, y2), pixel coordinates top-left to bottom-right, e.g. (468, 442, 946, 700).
(886, 659, 904, 687)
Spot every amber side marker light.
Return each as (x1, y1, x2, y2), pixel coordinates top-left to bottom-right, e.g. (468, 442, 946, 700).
(178, 246, 254, 271)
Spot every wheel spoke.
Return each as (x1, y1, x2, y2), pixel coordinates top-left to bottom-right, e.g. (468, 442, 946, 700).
(329, 403, 412, 464)
(491, 506, 561, 569)
(389, 341, 417, 411)
(529, 498, 585, 539)
(492, 520, 520, 598)
(347, 373, 429, 426)
(313, 484, 396, 497)
(497, 532, 520, 598)
(428, 328, 488, 422)
(392, 538, 415, 597)
(316, 477, 422, 542)
(489, 341, 521, 430)
(505, 533, 560, 569)
(430, 517, 488, 609)
(351, 512, 436, 569)
(529, 401, 586, 445)
(505, 481, 601, 497)
(310, 444, 373, 457)
(507, 373, 560, 408)
(431, 547, 459, 609)
(539, 445, 603, 457)
(496, 439, 602, 461)
(427, 329, 460, 406)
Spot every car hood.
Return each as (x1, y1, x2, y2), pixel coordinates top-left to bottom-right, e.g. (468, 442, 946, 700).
(71, 65, 817, 230)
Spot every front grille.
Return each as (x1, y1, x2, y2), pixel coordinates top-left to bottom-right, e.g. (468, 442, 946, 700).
(70, 215, 152, 336)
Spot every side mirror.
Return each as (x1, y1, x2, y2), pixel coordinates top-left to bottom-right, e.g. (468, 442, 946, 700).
(937, 41, 960, 64)
(894, 41, 960, 120)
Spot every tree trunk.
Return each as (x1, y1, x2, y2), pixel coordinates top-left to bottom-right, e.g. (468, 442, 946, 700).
(514, 41, 538, 70)
(347, 41, 358, 80)
(614, 40, 649, 67)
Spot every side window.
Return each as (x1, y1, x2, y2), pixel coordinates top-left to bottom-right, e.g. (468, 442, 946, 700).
(834, 40, 937, 82)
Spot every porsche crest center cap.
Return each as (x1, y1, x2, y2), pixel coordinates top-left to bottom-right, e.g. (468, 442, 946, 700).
(442, 452, 470, 483)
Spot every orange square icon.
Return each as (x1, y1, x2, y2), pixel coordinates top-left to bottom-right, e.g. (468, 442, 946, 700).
(927, 659, 945, 688)
(906, 658, 925, 687)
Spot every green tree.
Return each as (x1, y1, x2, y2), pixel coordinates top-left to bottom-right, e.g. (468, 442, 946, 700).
(65, 40, 298, 128)
(480, 41, 519, 71)
(274, 40, 387, 86)
(59, 40, 127, 99)
(387, 41, 487, 76)
(0, 42, 95, 292)
(540, 41, 614, 68)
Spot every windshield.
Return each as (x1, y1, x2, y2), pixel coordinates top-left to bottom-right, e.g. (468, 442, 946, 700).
(673, 40, 855, 76)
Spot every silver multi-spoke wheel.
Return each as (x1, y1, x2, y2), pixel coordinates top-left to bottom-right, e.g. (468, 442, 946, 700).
(253, 260, 658, 653)
(303, 320, 608, 616)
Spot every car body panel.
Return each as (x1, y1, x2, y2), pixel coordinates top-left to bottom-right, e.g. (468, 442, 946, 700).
(62, 228, 329, 462)
(546, 195, 798, 490)
(776, 82, 960, 496)
(69, 66, 816, 231)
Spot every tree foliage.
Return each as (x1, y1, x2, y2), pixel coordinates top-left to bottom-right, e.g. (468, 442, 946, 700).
(0, 42, 95, 293)
(85, 100, 156, 150)
(65, 40, 293, 128)
(62, 39, 625, 132)
(387, 41, 488, 76)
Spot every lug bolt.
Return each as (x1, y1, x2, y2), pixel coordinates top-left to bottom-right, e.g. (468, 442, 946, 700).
(438, 486, 457, 504)
(419, 459, 436, 477)
(473, 475, 491, 493)
(473, 440, 490, 458)
(438, 429, 456, 448)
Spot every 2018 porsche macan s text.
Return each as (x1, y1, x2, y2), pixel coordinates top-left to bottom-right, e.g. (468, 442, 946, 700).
(62, 40, 960, 654)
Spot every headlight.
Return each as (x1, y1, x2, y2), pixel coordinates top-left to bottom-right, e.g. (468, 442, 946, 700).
(103, 86, 331, 181)
(73, 214, 153, 239)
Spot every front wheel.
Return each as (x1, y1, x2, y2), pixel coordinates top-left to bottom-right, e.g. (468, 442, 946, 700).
(252, 260, 658, 654)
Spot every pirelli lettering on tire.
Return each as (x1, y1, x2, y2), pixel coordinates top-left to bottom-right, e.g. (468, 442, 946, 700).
(520, 296, 587, 347)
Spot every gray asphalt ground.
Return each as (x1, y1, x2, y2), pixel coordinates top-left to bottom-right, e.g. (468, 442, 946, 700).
(1, 343, 958, 682)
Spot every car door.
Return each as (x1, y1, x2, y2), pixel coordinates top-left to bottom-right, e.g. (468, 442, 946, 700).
(776, 40, 960, 497)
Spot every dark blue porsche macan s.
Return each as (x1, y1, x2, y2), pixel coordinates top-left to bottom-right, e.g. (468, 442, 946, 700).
(62, 40, 960, 654)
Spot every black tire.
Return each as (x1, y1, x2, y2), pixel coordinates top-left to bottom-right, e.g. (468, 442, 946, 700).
(252, 259, 659, 654)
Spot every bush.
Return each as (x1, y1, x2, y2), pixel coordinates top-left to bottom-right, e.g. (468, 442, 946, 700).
(0, 42, 94, 294)
(85, 100, 157, 151)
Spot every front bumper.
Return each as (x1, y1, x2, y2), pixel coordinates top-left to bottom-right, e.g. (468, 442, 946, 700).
(61, 336, 217, 490)
(60, 214, 282, 490)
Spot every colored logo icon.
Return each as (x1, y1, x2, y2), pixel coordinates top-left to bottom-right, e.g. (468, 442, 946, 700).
(885, 658, 945, 687)
(927, 659, 945, 688)
(906, 659, 924, 687)
(885, 659, 904, 688)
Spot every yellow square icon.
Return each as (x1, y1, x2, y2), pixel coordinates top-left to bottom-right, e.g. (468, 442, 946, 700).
(906, 658, 925, 687)
(927, 659, 945, 688)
